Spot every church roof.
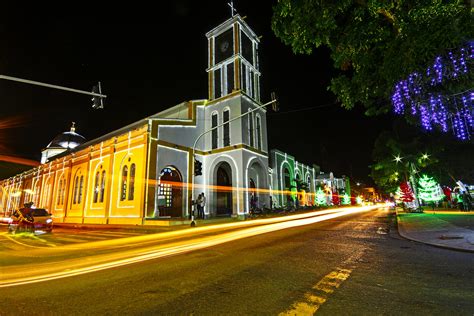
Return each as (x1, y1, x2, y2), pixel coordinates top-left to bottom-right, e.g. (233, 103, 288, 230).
(48, 99, 206, 161)
(46, 123, 86, 150)
(205, 14, 259, 40)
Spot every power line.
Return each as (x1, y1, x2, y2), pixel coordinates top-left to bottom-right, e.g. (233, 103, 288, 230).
(268, 101, 337, 115)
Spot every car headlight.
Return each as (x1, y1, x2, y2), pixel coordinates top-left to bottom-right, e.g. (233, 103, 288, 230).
(46, 218, 53, 224)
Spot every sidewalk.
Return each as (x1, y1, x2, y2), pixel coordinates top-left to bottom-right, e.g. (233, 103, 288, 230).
(51, 216, 241, 233)
(0, 215, 241, 233)
(396, 209, 474, 253)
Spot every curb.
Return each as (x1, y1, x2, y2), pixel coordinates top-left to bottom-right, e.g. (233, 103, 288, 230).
(396, 214, 474, 254)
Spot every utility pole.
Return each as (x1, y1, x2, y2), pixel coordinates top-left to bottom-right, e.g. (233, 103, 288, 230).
(189, 95, 278, 226)
(0, 75, 107, 107)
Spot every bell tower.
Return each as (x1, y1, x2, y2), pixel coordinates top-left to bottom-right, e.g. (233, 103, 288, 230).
(206, 8, 261, 102)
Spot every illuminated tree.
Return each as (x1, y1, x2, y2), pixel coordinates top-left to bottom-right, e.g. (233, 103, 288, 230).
(399, 182, 415, 203)
(332, 191, 340, 206)
(272, 1, 472, 119)
(356, 196, 363, 205)
(418, 174, 444, 203)
(342, 193, 350, 205)
(394, 186, 402, 201)
(315, 188, 326, 206)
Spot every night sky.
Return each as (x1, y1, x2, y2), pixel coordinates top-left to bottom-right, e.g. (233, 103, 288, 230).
(0, 1, 393, 184)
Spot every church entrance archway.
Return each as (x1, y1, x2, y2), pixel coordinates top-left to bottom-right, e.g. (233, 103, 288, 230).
(249, 178, 256, 190)
(247, 159, 267, 212)
(157, 166, 183, 218)
(283, 167, 292, 206)
(216, 162, 233, 216)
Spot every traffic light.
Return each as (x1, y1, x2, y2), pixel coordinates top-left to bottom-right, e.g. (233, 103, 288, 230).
(92, 82, 104, 109)
(271, 91, 279, 112)
(194, 159, 202, 176)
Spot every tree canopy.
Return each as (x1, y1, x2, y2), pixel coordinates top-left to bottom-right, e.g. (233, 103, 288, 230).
(272, 0, 473, 115)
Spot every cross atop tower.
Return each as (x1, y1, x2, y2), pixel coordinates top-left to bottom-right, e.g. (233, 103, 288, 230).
(228, 0, 237, 17)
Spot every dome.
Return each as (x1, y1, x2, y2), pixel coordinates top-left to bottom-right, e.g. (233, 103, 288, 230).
(47, 123, 86, 150)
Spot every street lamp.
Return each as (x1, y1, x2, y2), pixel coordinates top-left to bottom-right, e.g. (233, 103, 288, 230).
(393, 155, 403, 163)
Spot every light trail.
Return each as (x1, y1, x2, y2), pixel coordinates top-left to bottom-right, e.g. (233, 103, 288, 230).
(0, 205, 381, 288)
(0, 155, 40, 167)
(1, 205, 382, 252)
(153, 179, 355, 200)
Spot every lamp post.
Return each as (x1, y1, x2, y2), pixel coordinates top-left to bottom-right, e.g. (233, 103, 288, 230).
(189, 97, 277, 226)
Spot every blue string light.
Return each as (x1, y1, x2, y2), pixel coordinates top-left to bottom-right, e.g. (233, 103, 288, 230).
(391, 42, 473, 140)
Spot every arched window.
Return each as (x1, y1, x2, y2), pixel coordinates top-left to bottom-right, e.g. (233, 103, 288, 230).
(157, 166, 183, 217)
(223, 109, 230, 146)
(99, 170, 106, 203)
(33, 180, 40, 206)
(78, 176, 84, 204)
(57, 178, 64, 205)
(212, 112, 218, 149)
(128, 163, 136, 201)
(255, 115, 261, 150)
(284, 168, 291, 191)
(73, 176, 79, 204)
(42, 177, 51, 208)
(58, 179, 62, 205)
(61, 179, 66, 205)
(121, 165, 128, 201)
(93, 171, 100, 203)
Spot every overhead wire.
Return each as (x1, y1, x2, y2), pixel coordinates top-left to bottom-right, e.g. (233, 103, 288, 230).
(268, 101, 337, 115)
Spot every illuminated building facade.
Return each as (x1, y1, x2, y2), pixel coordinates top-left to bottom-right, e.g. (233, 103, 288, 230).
(0, 14, 269, 224)
(0, 13, 348, 225)
(269, 149, 349, 208)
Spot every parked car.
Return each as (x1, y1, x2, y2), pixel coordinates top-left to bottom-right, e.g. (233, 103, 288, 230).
(8, 208, 53, 234)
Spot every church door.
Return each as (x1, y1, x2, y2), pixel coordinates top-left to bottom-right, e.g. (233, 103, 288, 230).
(216, 163, 232, 216)
(158, 167, 183, 218)
(249, 178, 256, 191)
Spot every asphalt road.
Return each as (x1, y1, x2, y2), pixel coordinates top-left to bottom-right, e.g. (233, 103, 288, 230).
(1, 208, 473, 315)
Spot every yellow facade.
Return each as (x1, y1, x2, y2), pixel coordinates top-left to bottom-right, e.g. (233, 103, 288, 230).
(0, 124, 149, 225)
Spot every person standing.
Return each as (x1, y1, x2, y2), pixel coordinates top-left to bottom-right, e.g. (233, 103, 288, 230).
(250, 194, 256, 214)
(195, 194, 202, 219)
(457, 193, 464, 211)
(462, 190, 471, 211)
(199, 192, 206, 219)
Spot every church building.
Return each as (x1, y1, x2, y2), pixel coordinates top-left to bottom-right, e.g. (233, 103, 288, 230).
(0, 12, 349, 225)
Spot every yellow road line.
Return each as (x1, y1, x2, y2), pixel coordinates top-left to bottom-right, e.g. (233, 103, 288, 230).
(280, 268, 352, 315)
(280, 249, 366, 316)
